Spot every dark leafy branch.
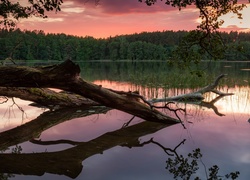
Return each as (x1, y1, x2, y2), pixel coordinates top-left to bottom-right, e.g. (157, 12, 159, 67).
(139, 0, 246, 34)
(0, 0, 63, 28)
(139, 0, 248, 66)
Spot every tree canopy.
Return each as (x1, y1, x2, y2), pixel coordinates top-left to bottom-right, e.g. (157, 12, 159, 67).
(139, 0, 247, 32)
(1, 29, 250, 62)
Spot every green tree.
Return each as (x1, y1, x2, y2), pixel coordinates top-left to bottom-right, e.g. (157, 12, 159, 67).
(108, 40, 119, 60)
(118, 37, 129, 60)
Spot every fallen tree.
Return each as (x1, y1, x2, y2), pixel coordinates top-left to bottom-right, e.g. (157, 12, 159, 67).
(0, 60, 179, 124)
(150, 74, 233, 103)
(0, 61, 233, 124)
(0, 87, 99, 108)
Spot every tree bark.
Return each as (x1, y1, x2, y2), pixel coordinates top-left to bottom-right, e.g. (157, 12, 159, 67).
(0, 60, 179, 124)
(0, 87, 99, 108)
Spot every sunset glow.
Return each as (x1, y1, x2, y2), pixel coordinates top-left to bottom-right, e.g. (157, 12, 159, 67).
(17, 0, 250, 38)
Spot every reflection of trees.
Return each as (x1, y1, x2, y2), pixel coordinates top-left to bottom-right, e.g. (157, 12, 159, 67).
(121, 136, 241, 179)
(0, 82, 237, 179)
(0, 106, 111, 150)
(0, 145, 22, 180)
(0, 106, 240, 179)
(157, 140, 240, 180)
(165, 146, 240, 180)
(0, 107, 173, 178)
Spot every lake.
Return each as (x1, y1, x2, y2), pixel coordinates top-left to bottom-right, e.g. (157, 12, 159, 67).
(0, 61, 250, 180)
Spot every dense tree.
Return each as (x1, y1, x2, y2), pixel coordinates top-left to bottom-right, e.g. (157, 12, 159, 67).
(1, 29, 250, 62)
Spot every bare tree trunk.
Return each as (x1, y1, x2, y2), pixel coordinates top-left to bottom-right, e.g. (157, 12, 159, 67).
(0, 87, 99, 108)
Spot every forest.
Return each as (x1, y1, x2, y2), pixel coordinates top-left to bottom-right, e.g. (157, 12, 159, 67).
(1, 28, 250, 62)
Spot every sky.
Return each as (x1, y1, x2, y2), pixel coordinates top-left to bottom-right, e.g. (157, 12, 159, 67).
(17, 0, 250, 38)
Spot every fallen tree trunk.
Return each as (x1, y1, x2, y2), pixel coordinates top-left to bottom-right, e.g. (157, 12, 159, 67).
(150, 74, 233, 103)
(0, 60, 179, 124)
(0, 87, 99, 108)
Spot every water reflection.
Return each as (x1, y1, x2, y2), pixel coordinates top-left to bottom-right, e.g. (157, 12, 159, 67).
(94, 80, 250, 117)
(0, 80, 249, 179)
(0, 107, 172, 179)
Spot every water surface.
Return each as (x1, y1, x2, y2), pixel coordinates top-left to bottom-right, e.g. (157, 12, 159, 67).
(0, 61, 249, 180)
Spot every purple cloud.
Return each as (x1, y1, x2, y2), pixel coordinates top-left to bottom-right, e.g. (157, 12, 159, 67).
(73, 0, 177, 14)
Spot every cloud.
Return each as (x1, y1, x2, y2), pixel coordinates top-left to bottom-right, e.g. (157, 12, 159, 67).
(20, 17, 64, 23)
(62, 7, 85, 13)
(17, 0, 249, 38)
(220, 25, 250, 33)
(61, 1, 85, 13)
(73, 0, 178, 14)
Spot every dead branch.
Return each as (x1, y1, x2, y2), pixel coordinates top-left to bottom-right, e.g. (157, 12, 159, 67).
(150, 74, 233, 104)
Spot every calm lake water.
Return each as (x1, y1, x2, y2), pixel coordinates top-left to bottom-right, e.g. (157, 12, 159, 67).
(0, 61, 250, 180)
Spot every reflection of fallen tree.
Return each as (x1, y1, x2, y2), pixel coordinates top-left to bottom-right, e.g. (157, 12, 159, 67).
(199, 95, 227, 116)
(0, 118, 174, 178)
(0, 106, 111, 150)
(149, 74, 233, 116)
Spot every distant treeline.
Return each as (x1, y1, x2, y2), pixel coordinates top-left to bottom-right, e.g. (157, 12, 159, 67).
(1, 28, 250, 61)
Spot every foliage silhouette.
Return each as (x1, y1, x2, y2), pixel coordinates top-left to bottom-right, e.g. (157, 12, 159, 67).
(166, 148, 240, 180)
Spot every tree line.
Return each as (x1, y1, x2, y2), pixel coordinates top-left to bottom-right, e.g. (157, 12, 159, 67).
(1, 28, 250, 62)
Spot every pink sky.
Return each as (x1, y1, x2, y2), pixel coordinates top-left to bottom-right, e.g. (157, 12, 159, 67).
(18, 0, 250, 38)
